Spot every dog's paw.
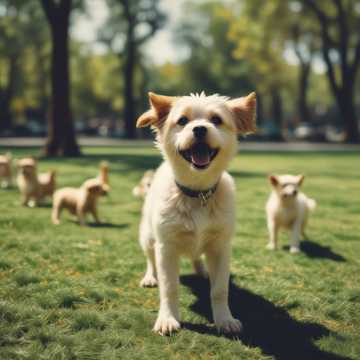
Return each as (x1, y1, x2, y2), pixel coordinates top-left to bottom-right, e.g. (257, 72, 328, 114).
(266, 242, 277, 250)
(52, 219, 60, 225)
(153, 316, 181, 336)
(290, 246, 300, 254)
(140, 275, 158, 287)
(215, 317, 243, 334)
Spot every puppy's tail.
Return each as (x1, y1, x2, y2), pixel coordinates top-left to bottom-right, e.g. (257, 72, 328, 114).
(306, 198, 317, 212)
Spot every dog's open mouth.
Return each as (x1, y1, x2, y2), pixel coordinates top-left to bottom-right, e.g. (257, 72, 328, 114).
(179, 142, 219, 170)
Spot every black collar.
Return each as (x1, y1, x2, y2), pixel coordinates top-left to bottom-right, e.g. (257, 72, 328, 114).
(175, 180, 219, 205)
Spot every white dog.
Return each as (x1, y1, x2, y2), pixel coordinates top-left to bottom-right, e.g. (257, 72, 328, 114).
(266, 174, 316, 253)
(136, 91, 256, 335)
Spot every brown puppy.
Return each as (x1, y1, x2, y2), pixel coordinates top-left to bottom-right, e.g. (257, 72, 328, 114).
(52, 178, 109, 226)
(0, 152, 12, 188)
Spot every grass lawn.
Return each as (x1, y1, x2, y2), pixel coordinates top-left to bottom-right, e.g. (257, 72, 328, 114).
(0, 146, 359, 360)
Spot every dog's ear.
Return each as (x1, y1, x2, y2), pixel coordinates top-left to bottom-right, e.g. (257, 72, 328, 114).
(227, 92, 256, 135)
(269, 175, 279, 187)
(136, 92, 176, 128)
(297, 174, 305, 186)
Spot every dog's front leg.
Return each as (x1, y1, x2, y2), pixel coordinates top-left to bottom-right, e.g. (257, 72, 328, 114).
(266, 217, 278, 250)
(290, 219, 303, 253)
(76, 205, 86, 226)
(206, 243, 242, 334)
(153, 242, 181, 335)
(90, 203, 100, 224)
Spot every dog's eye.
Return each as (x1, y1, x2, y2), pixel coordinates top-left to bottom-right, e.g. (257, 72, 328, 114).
(177, 116, 189, 126)
(210, 115, 222, 126)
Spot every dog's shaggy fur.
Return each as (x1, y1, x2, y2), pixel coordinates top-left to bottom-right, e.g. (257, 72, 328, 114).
(132, 170, 155, 198)
(266, 174, 316, 253)
(52, 163, 110, 226)
(16, 158, 56, 206)
(0, 153, 12, 188)
(136, 91, 256, 335)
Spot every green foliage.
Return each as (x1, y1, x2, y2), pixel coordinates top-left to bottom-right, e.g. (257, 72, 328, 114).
(0, 146, 359, 359)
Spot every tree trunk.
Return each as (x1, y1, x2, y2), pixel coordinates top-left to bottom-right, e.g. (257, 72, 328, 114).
(270, 88, 284, 141)
(123, 29, 137, 139)
(45, 21, 80, 156)
(255, 92, 264, 127)
(298, 62, 311, 124)
(0, 56, 17, 132)
(337, 90, 359, 143)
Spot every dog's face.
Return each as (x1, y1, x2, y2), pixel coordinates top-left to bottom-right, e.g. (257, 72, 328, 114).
(269, 174, 304, 201)
(137, 92, 256, 184)
(17, 158, 37, 178)
(84, 179, 109, 197)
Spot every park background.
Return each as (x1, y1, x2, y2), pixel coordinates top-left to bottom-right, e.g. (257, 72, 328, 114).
(0, 0, 360, 154)
(0, 1, 360, 360)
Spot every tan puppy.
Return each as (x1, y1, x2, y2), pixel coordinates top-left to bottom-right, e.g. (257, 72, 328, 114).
(17, 158, 56, 206)
(136, 91, 256, 335)
(17, 158, 39, 206)
(266, 174, 316, 253)
(52, 167, 110, 226)
(133, 170, 155, 198)
(38, 170, 56, 201)
(0, 152, 12, 188)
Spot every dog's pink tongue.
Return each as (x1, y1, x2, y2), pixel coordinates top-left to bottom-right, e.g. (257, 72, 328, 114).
(191, 144, 210, 166)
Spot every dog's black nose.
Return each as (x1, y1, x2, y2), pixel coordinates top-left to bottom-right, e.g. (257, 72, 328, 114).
(193, 126, 207, 139)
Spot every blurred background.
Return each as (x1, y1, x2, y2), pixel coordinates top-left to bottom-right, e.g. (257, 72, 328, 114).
(0, 0, 359, 156)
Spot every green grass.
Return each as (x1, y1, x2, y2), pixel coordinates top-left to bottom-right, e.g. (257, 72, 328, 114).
(0, 146, 359, 360)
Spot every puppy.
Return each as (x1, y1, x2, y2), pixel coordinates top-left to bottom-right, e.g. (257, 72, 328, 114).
(0, 152, 12, 188)
(266, 174, 316, 253)
(38, 170, 56, 201)
(136, 91, 256, 335)
(133, 170, 155, 198)
(17, 158, 56, 206)
(52, 178, 109, 226)
(17, 158, 39, 206)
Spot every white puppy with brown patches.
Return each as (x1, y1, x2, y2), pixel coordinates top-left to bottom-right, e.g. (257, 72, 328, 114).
(136, 91, 256, 336)
(266, 175, 316, 253)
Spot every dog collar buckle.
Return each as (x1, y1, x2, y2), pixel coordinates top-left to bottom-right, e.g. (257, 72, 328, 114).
(199, 190, 212, 206)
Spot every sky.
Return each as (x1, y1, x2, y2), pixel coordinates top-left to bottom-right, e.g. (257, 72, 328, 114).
(72, 0, 185, 65)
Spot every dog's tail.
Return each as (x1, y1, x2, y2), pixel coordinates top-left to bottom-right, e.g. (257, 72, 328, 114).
(306, 198, 317, 211)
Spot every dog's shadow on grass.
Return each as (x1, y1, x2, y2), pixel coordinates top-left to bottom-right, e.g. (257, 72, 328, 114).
(67, 219, 129, 229)
(37, 203, 53, 209)
(283, 239, 346, 262)
(181, 275, 349, 360)
(88, 222, 129, 229)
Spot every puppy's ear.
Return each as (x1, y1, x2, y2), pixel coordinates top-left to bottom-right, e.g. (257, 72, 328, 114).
(136, 92, 176, 128)
(297, 174, 305, 186)
(269, 175, 279, 187)
(227, 92, 256, 134)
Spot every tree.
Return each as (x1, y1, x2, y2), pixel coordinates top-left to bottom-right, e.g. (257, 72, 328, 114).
(40, 0, 80, 156)
(0, 0, 28, 132)
(228, 1, 295, 138)
(102, 0, 165, 138)
(302, 0, 360, 142)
